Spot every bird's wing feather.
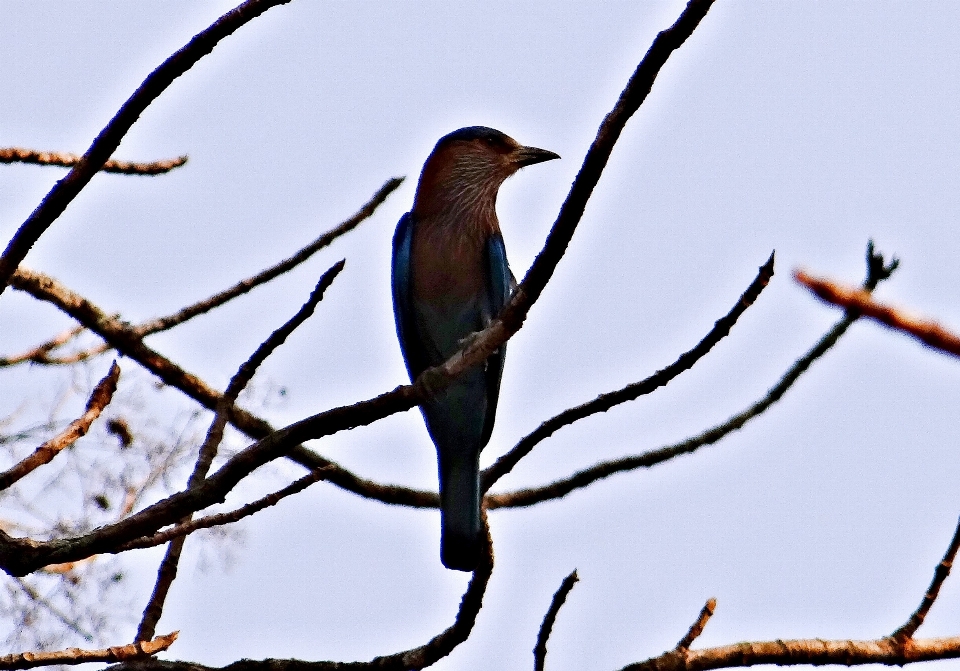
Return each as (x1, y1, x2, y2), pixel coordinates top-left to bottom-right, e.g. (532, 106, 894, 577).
(392, 212, 430, 380)
(480, 232, 512, 447)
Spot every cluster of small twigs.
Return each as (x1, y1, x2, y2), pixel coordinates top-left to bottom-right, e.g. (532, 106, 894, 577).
(2, 0, 958, 669)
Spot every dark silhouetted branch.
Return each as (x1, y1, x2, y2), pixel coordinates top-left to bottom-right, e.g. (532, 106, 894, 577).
(483, 252, 774, 493)
(132, 177, 403, 337)
(796, 269, 960, 359)
(0, 148, 187, 175)
(0, 632, 178, 670)
(0, 0, 293, 296)
(135, 262, 344, 642)
(116, 467, 333, 552)
(676, 598, 716, 651)
(890, 515, 960, 643)
(485, 242, 898, 509)
(113, 519, 494, 671)
(534, 570, 578, 671)
(0, 178, 401, 368)
(0, 362, 120, 490)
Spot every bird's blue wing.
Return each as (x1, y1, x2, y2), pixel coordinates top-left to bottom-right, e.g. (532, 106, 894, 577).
(392, 212, 430, 381)
(479, 232, 512, 447)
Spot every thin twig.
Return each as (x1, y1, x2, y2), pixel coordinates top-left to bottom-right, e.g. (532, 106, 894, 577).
(0, 632, 177, 670)
(534, 570, 579, 671)
(135, 261, 344, 642)
(10, 576, 94, 642)
(676, 598, 716, 651)
(0, 148, 187, 175)
(112, 519, 494, 671)
(116, 467, 333, 552)
(0, 0, 293, 295)
(0, 362, 120, 490)
(483, 252, 774, 492)
(0, 178, 401, 368)
(132, 177, 403, 336)
(796, 269, 960, 359)
(485, 243, 899, 509)
(890, 515, 960, 643)
(0, 324, 86, 366)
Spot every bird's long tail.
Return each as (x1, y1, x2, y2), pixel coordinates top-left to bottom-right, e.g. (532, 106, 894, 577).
(438, 451, 482, 571)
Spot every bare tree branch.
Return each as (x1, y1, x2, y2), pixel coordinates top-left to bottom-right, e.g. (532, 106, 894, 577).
(0, 177, 402, 368)
(485, 242, 899, 509)
(796, 268, 960, 359)
(0, 0, 294, 296)
(890, 515, 960, 643)
(113, 518, 495, 671)
(533, 570, 578, 671)
(132, 178, 403, 337)
(0, 362, 120, 490)
(0, 0, 722, 575)
(620, 636, 960, 671)
(135, 261, 344, 642)
(483, 252, 774, 493)
(0, 148, 187, 175)
(0, 632, 177, 670)
(115, 467, 332, 552)
(0, 324, 86, 367)
(675, 598, 716, 651)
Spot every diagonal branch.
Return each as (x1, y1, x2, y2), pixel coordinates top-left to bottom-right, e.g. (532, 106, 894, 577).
(533, 570, 579, 671)
(115, 467, 333, 552)
(485, 242, 899, 509)
(0, 633, 178, 671)
(0, 148, 187, 175)
(112, 518, 494, 671)
(676, 598, 716, 651)
(483, 252, 774, 492)
(0, 0, 294, 296)
(796, 269, 960, 359)
(0, 362, 120, 490)
(0, 177, 401, 368)
(131, 177, 403, 337)
(135, 261, 344, 642)
(890, 515, 960, 643)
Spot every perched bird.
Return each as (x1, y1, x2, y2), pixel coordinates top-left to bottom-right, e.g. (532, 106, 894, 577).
(392, 126, 559, 571)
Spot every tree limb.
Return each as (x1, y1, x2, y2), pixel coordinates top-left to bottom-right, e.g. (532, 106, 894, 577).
(533, 570, 578, 671)
(0, 0, 294, 295)
(0, 361, 120, 490)
(0, 632, 178, 671)
(0, 148, 187, 175)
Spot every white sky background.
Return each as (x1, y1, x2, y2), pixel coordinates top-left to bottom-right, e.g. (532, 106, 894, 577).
(3, 1, 960, 669)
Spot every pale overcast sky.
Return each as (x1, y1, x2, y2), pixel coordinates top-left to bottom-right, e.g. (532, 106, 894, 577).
(3, 3, 960, 670)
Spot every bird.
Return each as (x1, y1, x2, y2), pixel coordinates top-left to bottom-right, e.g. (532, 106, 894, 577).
(392, 126, 559, 571)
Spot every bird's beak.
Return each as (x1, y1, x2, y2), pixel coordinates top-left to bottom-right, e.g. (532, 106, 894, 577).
(512, 145, 560, 168)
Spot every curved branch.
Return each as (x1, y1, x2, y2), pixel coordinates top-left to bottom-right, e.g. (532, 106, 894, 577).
(0, 0, 293, 295)
(0, 362, 120, 490)
(890, 515, 960, 643)
(534, 570, 579, 671)
(0, 148, 188, 175)
(113, 519, 494, 671)
(131, 177, 403, 337)
(483, 252, 774, 492)
(485, 242, 899, 509)
(135, 261, 344, 642)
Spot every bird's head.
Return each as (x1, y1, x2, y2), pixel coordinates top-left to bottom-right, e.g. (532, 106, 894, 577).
(413, 126, 559, 220)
